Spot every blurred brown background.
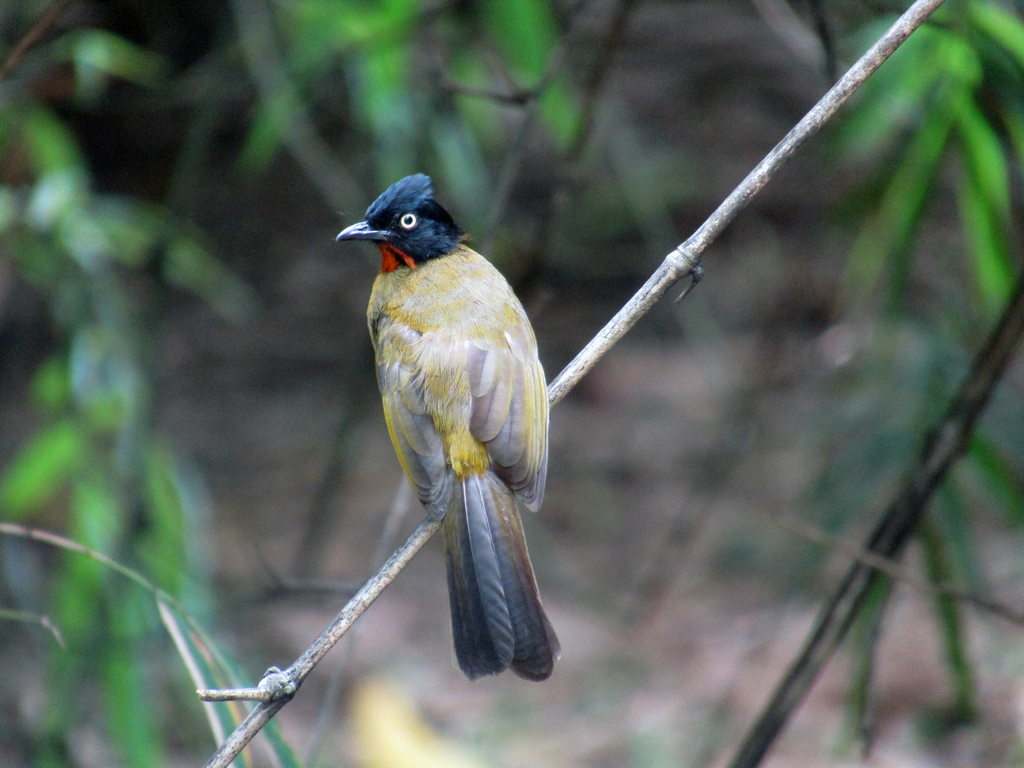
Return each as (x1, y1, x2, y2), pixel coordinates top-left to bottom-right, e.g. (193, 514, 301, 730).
(2, 0, 1024, 766)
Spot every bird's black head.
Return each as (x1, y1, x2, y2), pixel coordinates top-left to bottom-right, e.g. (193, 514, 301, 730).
(336, 174, 465, 271)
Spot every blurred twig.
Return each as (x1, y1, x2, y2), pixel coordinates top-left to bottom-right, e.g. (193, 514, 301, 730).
(848, 576, 891, 758)
(289, 393, 373, 577)
(479, 0, 596, 253)
(441, 81, 535, 105)
(510, 0, 638, 272)
(623, 497, 716, 625)
(731, 268, 1024, 768)
(302, 479, 413, 766)
(751, 0, 827, 70)
(0, 0, 72, 83)
(0, 608, 65, 647)
(200, 1, 947, 764)
(230, 0, 362, 212)
(0, 522, 236, 672)
(258, 569, 361, 600)
(808, 0, 839, 81)
(776, 515, 1024, 629)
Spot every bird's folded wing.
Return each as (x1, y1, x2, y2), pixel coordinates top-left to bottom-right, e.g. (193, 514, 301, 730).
(377, 323, 453, 517)
(466, 323, 549, 511)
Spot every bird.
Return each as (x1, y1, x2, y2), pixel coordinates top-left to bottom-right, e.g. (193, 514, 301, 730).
(336, 174, 559, 681)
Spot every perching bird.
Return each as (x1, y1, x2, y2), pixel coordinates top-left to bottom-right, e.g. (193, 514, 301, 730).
(337, 174, 559, 681)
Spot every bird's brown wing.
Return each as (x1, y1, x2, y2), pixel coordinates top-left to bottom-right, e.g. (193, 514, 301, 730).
(374, 316, 453, 517)
(374, 311, 548, 515)
(466, 322, 549, 511)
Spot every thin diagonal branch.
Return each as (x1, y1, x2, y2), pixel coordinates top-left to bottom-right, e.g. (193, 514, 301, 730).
(0, 608, 65, 647)
(441, 81, 535, 105)
(776, 515, 1024, 630)
(0, 0, 73, 83)
(729, 270, 1024, 768)
(200, 1, 948, 765)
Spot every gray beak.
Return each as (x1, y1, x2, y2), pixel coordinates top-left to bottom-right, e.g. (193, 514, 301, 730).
(336, 221, 388, 242)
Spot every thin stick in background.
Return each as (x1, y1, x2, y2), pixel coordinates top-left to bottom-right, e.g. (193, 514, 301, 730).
(728, 272, 1024, 768)
(0, 0, 73, 83)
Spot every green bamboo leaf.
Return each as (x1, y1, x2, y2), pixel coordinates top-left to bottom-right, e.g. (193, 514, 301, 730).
(0, 420, 86, 517)
(837, 24, 978, 160)
(539, 79, 581, 149)
(29, 356, 71, 414)
(955, 153, 1013, 314)
(139, 446, 187, 599)
(91, 199, 165, 268)
(968, 0, 1024, 72)
(918, 518, 976, 725)
(483, 0, 557, 82)
(969, 433, 1024, 525)
(430, 116, 491, 229)
(361, 44, 410, 126)
(934, 478, 980, 592)
(479, 0, 579, 147)
(843, 94, 956, 306)
(158, 601, 234, 760)
(1, 523, 299, 766)
(0, 187, 17, 234)
(49, 478, 124, 645)
(956, 94, 1010, 219)
(238, 96, 288, 172)
(104, 590, 165, 768)
(837, 21, 943, 159)
(262, 720, 303, 768)
(65, 29, 167, 101)
(357, 43, 416, 181)
(71, 476, 124, 553)
(60, 203, 117, 270)
(20, 106, 85, 172)
(50, 548, 103, 648)
(163, 234, 258, 325)
(448, 53, 506, 146)
(841, 576, 892, 753)
(158, 599, 300, 767)
(287, 0, 414, 55)
(1001, 109, 1024, 189)
(381, 0, 420, 26)
(26, 169, 88, 231)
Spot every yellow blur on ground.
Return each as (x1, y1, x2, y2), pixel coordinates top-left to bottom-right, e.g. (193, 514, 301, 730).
(352, 679, 488, 768)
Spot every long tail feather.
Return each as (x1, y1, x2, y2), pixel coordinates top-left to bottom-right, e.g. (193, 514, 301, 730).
(442, 473, 559, 681)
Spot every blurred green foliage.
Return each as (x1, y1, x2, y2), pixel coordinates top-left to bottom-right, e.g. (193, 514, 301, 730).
(0, 1, 585, 763)
(838, 0, 1024, 317)
(823, 0, 1024, 743)
(0, 16, 257, 768)
(245, 0, 580, 235)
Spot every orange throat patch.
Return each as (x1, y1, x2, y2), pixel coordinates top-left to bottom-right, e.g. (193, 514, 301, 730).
(377, 243, 417, 273)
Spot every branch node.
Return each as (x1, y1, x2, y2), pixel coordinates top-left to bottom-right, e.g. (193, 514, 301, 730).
(258, 666, 298, 700)
(675, 262, 704, 304)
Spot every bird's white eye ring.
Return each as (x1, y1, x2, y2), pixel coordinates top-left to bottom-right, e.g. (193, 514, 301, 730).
(399, 213, 417, 229)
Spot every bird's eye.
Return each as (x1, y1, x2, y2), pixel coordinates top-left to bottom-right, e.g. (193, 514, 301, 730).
(399, 213, 417, 229)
